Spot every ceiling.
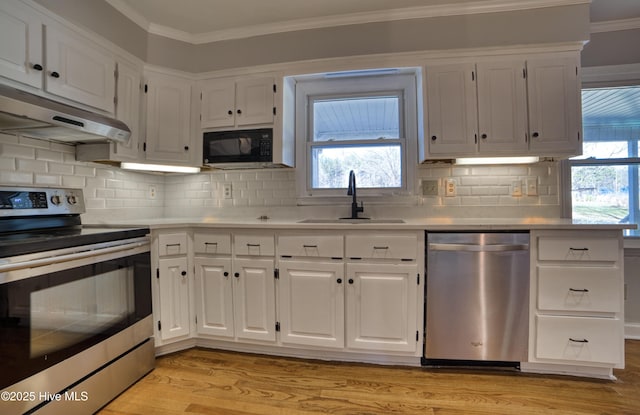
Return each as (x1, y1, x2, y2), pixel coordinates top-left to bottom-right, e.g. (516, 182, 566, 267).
(106, 0, 640, 44)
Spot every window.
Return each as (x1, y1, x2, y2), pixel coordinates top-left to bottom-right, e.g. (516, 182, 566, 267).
(294, 71, 418, 198)
(569, 86, 640, 232)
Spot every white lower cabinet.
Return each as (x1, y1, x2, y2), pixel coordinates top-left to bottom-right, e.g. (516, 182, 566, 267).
(233, 258, 276, 342)
(157, 256, 191, 342)
(525, 230, 625, 378)
(192, 231, 276, 343)
(194, 257, 234, 338)
(278, 260, 345, 348)
(346, 263, 418, 353)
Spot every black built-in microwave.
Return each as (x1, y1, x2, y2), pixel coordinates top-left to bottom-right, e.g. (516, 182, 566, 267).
(203, 128, 273, 165)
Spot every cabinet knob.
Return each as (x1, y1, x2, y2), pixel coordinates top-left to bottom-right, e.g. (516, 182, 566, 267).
(181, 271, 187, 276)
(223, 271, 229, 277)
(234, 272, 240, 278)
(481, 133, 487, 139)
(532, 132, 539, 138)
(237, 109, 242, 115)
(228, 110, 233, 115)
(50, 71, 60, 78)
(337, 278, 342, 284)
(348, 278, 354, 284)
(184, 146, 189, 151)
(32, 63, 43, 71)
(431, 135, 437, 141)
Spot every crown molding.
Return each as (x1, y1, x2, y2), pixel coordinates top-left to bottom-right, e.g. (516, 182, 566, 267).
(106, 0, 590, 44)
(591, 17, 640, 33)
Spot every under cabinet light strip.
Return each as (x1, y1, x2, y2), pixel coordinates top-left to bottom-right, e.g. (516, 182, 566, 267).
(121, 162, 201, 173)
(455, 156, 540, 165)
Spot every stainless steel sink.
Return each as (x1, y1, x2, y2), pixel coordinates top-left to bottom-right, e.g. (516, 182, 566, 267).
(297, 218, 405, 224)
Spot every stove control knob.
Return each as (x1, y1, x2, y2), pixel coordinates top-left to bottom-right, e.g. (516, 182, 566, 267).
(67, 195, 77, 205)
(50, 195, 62, 205)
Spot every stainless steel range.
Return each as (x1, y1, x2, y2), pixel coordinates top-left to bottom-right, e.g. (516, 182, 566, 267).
(0, 186, 154, 414)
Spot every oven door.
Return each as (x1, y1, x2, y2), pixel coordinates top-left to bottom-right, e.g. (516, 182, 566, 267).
(0, 237, 151, 413)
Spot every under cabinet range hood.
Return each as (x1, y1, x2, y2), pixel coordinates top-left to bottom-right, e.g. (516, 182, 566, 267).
(0, 84, 130, 144)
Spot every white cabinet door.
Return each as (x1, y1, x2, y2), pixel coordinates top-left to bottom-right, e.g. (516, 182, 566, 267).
(45, 25, 115, 113)
(476, 60, 528, 154)
(201, 78, 236, 129)
(345, 263, 418, 353)
(426, 63, 478, 156)
(527, 57, 581, 156)
(279, 261, 345, 348)
(145, 72, 193, 163)
(194, 257, 234, 338)
(200, 76, 275, 129)
(233, 258, 276, 342)
(112, 58, 142, 160)
(235, 77, 275, 127)
(157, 257, 190, 342)
(0, 1, 43, 88)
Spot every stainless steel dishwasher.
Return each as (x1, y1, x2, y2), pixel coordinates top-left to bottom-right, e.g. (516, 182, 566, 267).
(424, 232, 530, 366)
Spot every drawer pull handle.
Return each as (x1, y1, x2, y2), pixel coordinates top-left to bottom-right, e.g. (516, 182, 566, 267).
(166, 243, 181, 247)
(205, 242, 218, 246)
(247, 243, 261, 247)
(569, 288, 589, 293)
(303, 244, 318, 248)
(569, 247, 589, 251)
(569, 338, 589, 344)
(373, 246, 389, 250)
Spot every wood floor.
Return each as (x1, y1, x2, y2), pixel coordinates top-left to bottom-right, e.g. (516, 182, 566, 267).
(99, 341, 640, 415)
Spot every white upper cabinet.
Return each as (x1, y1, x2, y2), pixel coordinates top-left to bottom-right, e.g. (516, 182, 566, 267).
(527, 57, 582, 156)
(476, 60, 528, 155)
(0, 1, 43, 88)
(145, 71, 194, 164)
(425, 63, 478, 156)
(44, 25, 115, 113)
(0, 1, 116, 113)
(112, 57, 142, 159)
(423, 54, 582, 160)
(201, 76, 275, 129)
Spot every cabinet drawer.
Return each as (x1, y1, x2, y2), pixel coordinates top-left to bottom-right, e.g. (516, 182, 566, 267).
(535, 315, 622, 365)
(537, 266, 621, 313)
(234, 234, 274, 256)
(278, 235, 344, 258)
(194, 232, 231, 255)
(158, 233, 188, 256)
(537, 236, 619, 262)
(345, 234, 417, 260)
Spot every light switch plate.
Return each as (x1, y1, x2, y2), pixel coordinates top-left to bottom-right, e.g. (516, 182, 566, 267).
(511, 180, 522, 197)
(526, 177, 538, 196)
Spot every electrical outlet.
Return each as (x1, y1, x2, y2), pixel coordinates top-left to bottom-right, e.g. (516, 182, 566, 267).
(444, 179, 456, 197)
(223, 183, 232, 199)
(149, 186, 156, 199)
(422, 179, 439, 196)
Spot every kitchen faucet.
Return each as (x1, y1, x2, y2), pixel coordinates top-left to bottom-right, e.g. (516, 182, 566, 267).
(347, 170, 364, 219)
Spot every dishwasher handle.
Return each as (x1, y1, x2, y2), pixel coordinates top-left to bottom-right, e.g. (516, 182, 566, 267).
(428, 243, 529, 252)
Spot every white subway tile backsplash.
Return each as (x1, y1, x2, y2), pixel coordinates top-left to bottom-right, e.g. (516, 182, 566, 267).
(1, 132, 562, 221)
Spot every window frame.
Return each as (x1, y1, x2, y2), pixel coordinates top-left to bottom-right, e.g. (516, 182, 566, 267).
(562, 64, 640, 235)
(294, 71, 418, 200)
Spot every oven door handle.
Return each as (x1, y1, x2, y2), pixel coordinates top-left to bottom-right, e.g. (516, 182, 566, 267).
(0, 239, 149, 274)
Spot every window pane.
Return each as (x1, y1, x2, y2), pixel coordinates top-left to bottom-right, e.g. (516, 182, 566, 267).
(311, 144, 402, 189)
(313, 96, 400, 142)
(572, 165, 630, 224)
(575, 141, 629, 159)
